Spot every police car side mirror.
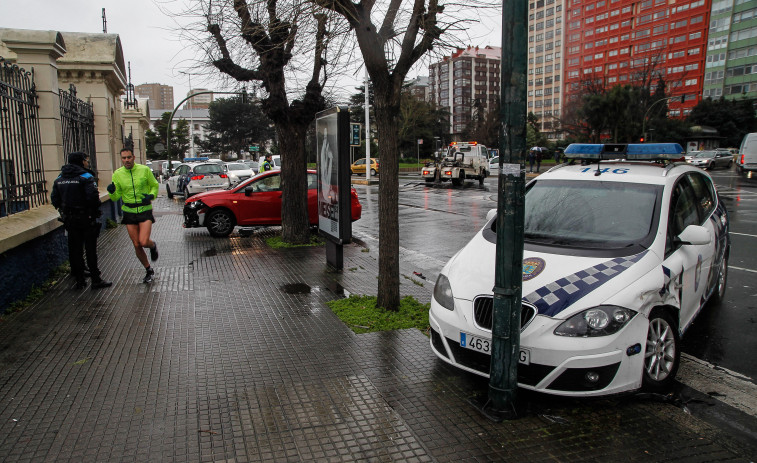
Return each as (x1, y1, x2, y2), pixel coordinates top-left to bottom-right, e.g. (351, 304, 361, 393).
(675, 224, 712, 246)
(486, 209, 497, 222)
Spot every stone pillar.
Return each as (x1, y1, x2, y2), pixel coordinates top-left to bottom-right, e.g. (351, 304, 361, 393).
(0, 29, 67, 196)
(57, 33, 127, 186)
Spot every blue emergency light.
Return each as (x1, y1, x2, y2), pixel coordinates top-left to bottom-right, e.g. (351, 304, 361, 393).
(564, 143, 684, 160)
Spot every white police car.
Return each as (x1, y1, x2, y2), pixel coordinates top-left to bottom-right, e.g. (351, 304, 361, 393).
(429, 143, 730, 397)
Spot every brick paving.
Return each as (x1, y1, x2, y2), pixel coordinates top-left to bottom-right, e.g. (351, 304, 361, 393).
(0, 196, 753, 462)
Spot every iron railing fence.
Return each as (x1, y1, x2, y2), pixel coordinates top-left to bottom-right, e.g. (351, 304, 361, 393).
(0, 57, 47, 217)
(59, 83, 96, 175)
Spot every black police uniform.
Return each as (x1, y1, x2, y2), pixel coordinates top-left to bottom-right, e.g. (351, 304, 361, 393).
(51, 154, 110, 289)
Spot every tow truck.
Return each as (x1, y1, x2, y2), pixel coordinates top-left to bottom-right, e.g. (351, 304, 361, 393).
(422, 141, 490, 186)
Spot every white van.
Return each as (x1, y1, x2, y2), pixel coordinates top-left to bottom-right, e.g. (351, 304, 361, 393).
(737, 133, 757, 173)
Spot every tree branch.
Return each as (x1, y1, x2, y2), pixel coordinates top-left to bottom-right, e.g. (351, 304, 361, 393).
(207, 23, 263, 81)
(378, 0, 402, 42)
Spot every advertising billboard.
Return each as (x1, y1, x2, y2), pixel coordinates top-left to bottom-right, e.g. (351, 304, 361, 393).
(316, 107, 351, 247)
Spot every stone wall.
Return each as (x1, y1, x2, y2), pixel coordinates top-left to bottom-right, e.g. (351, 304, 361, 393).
(0, 28, 137, 312)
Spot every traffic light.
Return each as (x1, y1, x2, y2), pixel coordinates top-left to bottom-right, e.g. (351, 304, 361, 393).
(639, 137, 645, 143)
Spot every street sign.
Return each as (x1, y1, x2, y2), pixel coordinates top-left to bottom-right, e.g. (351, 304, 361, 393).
(154, 143, 165, 154)
(249, 145, 259, 152)
(350, 123, 361, 147)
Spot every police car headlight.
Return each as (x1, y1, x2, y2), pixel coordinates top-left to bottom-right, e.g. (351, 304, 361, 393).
(433, 274, 455, 311)
(554, 306, 636, 337)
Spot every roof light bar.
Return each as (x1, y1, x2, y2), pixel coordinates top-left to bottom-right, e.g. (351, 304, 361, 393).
(564, 143, 684, 160)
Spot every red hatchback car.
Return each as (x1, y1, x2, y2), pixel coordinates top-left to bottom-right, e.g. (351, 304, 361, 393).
(183, 170, 362, 237)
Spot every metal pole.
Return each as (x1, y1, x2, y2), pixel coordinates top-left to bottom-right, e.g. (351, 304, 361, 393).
(365, 69, 371, 182)
(642, 96, 674, 143)
(488, 0, 527, 416)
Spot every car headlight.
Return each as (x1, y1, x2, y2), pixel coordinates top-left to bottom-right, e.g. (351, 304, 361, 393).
(554, 305, 636, 337)
(433, 274, 455, 311)
(187, 199, 206, 210)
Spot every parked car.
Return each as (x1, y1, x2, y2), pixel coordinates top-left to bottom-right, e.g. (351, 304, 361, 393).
(149, 159, 165, 178)
(161, 160, 182, 180)
(224, 162, 255, 186)
(429, 143, 730, 397)
(685, 150, 733, 170)
(166, 162, 230, 198)
(488, 156, 499, 175)
(272, 155, 282, 170)
(183, 169, 362, 237)
(243, 160, 260, 174)
(351, 158, 379, 176)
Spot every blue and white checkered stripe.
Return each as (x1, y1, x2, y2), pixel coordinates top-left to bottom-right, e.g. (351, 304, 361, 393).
(523, 250, 649, 317)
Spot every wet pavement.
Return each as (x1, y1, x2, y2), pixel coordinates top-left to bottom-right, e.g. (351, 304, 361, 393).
(0, 194, 756, 462)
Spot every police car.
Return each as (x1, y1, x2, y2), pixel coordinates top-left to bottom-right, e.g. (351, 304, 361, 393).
(429, 143, 730, 397)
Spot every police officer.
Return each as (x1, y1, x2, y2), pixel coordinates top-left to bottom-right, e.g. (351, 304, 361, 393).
(260, 154, 273, 172)
(51, 152, 112, 290)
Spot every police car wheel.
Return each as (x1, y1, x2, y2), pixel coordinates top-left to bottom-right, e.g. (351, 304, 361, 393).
(206, 210, 235, 237)
(642, 309, 680, 392)
(710, 254, 728, 305)
(166, 185, 174, 199)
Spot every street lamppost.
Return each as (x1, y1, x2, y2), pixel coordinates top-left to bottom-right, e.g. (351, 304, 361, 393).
(165, 89, 246, 170)
(642, 95, 681, 143)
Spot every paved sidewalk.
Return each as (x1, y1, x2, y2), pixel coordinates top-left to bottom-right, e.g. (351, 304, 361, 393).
(0, 196, 754, 462)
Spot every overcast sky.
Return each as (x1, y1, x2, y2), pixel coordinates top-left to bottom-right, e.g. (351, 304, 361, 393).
(3, 0, 502, 106)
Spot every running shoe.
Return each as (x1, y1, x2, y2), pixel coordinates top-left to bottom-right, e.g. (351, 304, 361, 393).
(143, 268, 155, 284)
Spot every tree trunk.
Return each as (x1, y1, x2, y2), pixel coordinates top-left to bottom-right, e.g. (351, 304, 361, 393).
(374, 96, 401, 311)
(278, 123, 311, 244)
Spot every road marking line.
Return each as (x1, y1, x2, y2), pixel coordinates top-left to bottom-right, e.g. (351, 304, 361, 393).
(730, 232, 757, 238)
(679, 354, 757, 418)
(730, 265, 757, 274)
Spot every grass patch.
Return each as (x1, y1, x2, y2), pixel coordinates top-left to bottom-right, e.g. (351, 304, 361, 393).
(327, 295, 430, 334)
(266, 234, 324, 248)
(2, 263, 70, 318)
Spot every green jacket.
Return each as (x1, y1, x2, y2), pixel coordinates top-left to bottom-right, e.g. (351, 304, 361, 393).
(109, 164, 159, 214)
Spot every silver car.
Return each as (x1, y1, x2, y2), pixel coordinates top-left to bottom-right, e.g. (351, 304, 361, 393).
(166, 162, 230, 198)
(224, 162, 255, 185)
(686, 150, 733, 170)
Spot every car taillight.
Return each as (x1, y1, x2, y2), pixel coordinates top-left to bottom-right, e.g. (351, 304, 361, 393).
(191, 175, 204, 180)
(423, 170, 430, 175)
(220, 174, 228, 178)
(741, 154, 745, 164)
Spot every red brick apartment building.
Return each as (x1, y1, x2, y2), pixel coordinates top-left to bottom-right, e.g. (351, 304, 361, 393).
(562, 0, 711, 118)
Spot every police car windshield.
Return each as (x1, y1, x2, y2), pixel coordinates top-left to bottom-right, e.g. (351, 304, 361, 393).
(524, 179, 661, 249)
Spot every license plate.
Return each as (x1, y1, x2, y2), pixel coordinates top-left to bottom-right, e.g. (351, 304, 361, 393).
(460, 332, 530, 365)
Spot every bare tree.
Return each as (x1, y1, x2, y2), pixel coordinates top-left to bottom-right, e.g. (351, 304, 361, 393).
(179, 0, 352, 244)
(312, 0, 495, 310)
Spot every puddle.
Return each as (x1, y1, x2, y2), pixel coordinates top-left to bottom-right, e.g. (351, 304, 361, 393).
(324, 281, 351, 297)
(281, 283, 312, 294)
